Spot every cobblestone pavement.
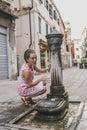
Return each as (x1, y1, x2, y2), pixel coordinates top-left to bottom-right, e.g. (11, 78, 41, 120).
(63, 67, 87, 102)
(0, 67, 87, 130)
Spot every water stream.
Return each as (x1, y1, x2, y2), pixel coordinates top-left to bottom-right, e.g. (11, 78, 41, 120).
(51, 51, 63, 86)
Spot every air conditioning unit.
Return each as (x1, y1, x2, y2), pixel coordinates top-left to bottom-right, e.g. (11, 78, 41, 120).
(39, 0, 43, 4)
(22, 5, 27, 9)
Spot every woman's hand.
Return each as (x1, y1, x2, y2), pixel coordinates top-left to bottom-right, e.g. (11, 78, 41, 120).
(39, 76, 47, 85)
(47, 63, 51, 72)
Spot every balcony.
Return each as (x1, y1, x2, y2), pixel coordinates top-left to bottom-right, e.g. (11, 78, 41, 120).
(21, 0, 32, 9)
(2, 0, 11, 3)
(0, 0, 11, 14)
(0, 0, 17, 18)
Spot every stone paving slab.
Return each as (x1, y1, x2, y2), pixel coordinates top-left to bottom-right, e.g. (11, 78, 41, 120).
(76, 120, 87, 130)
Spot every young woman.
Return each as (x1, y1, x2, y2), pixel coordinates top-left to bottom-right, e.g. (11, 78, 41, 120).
(17, 49, 50, 106)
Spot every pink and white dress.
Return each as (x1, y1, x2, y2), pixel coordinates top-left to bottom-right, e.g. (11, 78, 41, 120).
(17, 63, 43, 96)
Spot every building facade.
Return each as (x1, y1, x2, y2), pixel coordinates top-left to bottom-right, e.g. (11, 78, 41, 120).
(74, 39, 83, 65)
(81, 28, 87, 59)
(0, 0, 17, 80)
(12, 0, 66, 72)
(62, 22, 73, 68)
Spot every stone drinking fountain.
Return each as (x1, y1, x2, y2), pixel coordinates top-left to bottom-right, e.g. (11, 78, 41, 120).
(35, 29, 69, 121)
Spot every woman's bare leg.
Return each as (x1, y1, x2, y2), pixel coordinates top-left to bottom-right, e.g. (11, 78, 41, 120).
(27, 86, 47, 98)
(21, 86, 47, 104)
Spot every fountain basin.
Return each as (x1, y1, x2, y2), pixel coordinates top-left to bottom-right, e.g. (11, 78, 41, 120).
(35, 98, 68, 121)
(9, 102, 80, 130)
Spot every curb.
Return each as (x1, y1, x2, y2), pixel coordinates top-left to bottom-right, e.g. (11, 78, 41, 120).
(67, 101, 85, 130)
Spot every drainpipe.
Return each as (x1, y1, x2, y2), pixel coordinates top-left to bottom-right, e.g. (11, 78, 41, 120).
(19, 0, 21, 10)
(29, 0, 33, 48)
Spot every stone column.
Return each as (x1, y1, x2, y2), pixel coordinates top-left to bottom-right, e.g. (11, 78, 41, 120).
(35, 30, 69, 121)
(46, 29, 65, 97)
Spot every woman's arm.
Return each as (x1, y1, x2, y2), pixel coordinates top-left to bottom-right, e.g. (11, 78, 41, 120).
(34, 64, 51, 73)
(22, 70, 47, 87)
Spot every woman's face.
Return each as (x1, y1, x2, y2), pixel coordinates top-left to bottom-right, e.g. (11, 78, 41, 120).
(27, 53, 37, 66)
